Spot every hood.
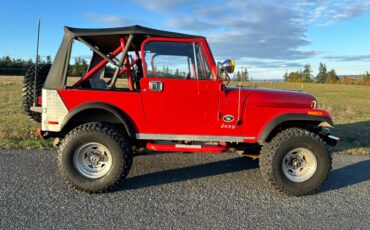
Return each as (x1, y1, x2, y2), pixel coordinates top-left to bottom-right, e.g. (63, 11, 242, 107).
(225, 86, 315, 109)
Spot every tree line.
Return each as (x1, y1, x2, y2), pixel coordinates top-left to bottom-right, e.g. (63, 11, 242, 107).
(1, 56, 369, 85)
(284, 63, 370, 85)
(0, 56, 117, 77)
(0, 56, 51, 75)
(233, 68, 249, 81)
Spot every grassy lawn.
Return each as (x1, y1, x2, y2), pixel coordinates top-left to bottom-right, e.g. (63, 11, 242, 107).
(0, 76, 369, 154)
(0, 76, 51, 148)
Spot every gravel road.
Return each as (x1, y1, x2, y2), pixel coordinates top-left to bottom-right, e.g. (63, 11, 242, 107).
(0, 149, 369, 229)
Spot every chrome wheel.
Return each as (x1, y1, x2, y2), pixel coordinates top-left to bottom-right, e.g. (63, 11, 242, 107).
(73, 142, 113, 179)
(282, 147, 317, 183)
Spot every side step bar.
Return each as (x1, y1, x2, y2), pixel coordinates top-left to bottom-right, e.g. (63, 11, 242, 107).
(146, 143, 228, 153)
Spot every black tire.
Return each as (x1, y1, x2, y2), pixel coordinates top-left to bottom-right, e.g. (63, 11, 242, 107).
(259, 128, 332, 196)
(22, 64, 51, 122)
(58, 122, 133, 193)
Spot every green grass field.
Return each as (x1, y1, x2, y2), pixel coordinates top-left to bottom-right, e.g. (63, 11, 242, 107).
(0, 76, 369, 154)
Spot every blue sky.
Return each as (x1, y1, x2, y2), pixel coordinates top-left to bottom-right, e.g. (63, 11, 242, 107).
(1, 0, 370, 79)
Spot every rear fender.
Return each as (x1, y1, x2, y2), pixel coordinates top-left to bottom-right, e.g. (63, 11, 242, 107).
(60, 102, 136, 138)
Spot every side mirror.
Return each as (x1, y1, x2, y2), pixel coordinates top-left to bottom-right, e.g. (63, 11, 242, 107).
(218, 58, 235, 74)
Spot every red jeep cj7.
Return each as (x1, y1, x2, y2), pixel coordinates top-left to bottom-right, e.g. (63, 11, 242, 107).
(23, 25, 339, 195)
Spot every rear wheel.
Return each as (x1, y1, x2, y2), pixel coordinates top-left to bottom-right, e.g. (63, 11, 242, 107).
(22, 64, 51, 122)
(259, 128, 331, 196)
(58, 122, 133, 192)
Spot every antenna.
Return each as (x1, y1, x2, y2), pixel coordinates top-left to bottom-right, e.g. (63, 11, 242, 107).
(33, 19, 41, 106)
(236, 68, 243, 125)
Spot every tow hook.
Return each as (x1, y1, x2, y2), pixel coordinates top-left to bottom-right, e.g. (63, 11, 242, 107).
(36, 128, 50, 139)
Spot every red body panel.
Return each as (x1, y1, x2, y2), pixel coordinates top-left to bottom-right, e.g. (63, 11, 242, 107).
(57, 85, 327, 142)
(57, 36, 331, 143)
(140, 78, 221, 128)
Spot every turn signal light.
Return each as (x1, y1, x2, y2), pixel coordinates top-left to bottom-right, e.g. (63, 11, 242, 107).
(307, 111, 323, 116)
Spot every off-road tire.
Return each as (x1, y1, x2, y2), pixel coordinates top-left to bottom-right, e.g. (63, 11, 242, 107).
(58, 122, 133, 193)
(22, 64, 51, 122)
(259, 128, 331, 196)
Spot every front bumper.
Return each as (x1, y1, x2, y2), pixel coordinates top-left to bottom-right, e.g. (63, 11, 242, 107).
(323, 134, 340, 146)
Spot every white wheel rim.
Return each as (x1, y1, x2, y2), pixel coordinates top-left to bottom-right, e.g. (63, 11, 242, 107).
(282, 147, 317, 183)
(73, 142, 113, 179)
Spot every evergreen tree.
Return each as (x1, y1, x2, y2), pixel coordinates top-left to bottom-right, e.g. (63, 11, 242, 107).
(283, 71, 288, 82)
(46, 56, 52, 64)
(302, 64, 313, 82)
(71, 57, 81, 76)
(235, 71, 241, 81)
(316, 63, 327, 83)
(362, 71, 370, 84)
(174, 68, 180, 78)
(241, 68, 249, 81)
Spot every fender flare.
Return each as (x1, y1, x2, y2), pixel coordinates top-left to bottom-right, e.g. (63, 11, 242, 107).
(257, 113, 334, 144)
(60, 102, 136, 138)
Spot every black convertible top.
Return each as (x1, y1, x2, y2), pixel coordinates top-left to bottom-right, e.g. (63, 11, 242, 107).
(44, 25, 205, 89)
(64, 25, 204, 53)
(65, 25, 203, 38)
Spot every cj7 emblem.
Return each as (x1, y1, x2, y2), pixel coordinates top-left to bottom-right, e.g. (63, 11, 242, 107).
(223, 115, 234, 122)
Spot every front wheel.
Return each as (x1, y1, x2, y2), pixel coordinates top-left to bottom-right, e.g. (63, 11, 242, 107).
(259, 128, 331, 196)
(58, 122, 133, 193)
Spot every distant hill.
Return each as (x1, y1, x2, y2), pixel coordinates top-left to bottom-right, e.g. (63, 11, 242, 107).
(338, 75, 364, 79)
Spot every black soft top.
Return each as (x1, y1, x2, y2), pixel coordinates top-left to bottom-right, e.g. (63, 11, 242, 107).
(65, 25, 202, 38)
(65, 25, 203, 52)
(44, 25, 204, 89)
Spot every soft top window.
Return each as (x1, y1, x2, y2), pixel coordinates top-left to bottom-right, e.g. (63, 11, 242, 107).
(144, 41, 211, 80)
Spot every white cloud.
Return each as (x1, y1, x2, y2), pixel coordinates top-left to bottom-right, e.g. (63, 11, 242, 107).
(323, 54, 370, 62)
(237, 58, 304, 69)
(159, 0, 370, 60)
(84, 0, 370, 77)
(331, 1, 370, 20)
(173, 0, 312, 59)
(83, 13, 137, 27)
(130, 0, 198, 11)
(166, 17, 216, 31)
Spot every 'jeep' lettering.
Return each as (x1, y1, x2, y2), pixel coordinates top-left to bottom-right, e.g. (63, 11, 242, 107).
(220, 123, 236, 129)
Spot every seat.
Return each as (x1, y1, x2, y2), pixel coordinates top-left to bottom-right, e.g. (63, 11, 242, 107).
(134, 59, 143, 90)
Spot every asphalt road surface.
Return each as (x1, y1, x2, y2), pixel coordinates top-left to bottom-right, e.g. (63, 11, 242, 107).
(0, 149, 369, 229)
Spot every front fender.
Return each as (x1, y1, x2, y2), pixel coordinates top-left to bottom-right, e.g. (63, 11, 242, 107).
(257, 113, 334, 144)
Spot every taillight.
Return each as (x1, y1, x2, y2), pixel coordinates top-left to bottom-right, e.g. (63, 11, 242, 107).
(37, 96, 42, 105)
